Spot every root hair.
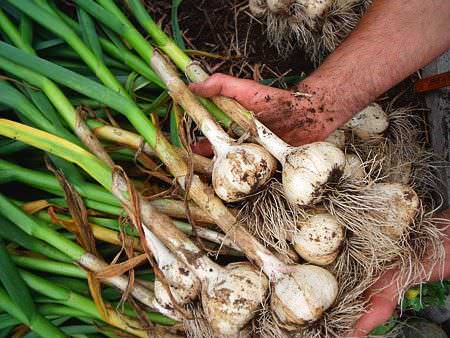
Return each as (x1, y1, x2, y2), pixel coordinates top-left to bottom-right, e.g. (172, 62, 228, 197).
(262, 0, 372, 63)
(352, 105, 448, 207)
(238, 178, 305, 258)
(183, 302, 214, 338)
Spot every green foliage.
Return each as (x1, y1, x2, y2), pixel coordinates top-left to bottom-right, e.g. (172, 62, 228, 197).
(370, 316, 397, 336)
(402, 280, 450, 312)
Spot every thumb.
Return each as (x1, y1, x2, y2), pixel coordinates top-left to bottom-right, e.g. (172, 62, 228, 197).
(189, 73, 288, 112)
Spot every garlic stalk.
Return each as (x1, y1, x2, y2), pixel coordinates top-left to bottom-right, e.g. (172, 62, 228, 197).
(150, 52, 277, 202)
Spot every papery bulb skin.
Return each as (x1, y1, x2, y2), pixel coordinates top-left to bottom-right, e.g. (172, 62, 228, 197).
(267, 0, 296, 14)
(292, 213, 344, 265)
(371, 183, 419, 239)
(343, 153, 365, 179)
(152, 260, 201, 320)
(325, 129, 346, 149)
(152, 281, 184, 321)
(271, 264, 338, 330)
(202, 262, 269, 337)
(345, 103, 389, 140)
(249, 0, 267, 17)
(213, 143, 277, 202)
(300, 0, 334, 18)
(282, 142, 346, 206)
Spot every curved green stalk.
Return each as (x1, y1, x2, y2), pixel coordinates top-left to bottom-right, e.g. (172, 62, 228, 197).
(0, 239, 67, 337)
(0, 215, 71, 263)
(11, 256, 87, 279)
(19, 13, 33, 46)
(0, 81, 79, 144)
(46, 3, 164, 88)
(0, 193, 87, 261)
(74, 0, 231, 127)
(0, 159, 117, 205)
(0, 8, 34, 54)
(0, 56, 78, 131)
(10, 0, 123, 95)
(20, 270, 175, 326)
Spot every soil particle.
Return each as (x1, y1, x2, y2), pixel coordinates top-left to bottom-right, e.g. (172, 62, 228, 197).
(179, 248, 206, 269)
(179, 267, 190, 276)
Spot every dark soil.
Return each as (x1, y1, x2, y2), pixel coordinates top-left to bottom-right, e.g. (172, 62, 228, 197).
(146, 0, 313, 84)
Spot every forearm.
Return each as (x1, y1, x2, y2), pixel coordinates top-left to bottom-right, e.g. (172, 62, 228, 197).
(299, 0, 450, 133)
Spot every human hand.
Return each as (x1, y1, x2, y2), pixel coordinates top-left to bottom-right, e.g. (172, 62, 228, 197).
(348, 269, 399, 338)
(189, 73, 341, 147)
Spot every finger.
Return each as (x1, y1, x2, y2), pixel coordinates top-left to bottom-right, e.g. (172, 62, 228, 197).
(348, 289, 398, 337)
(189, 73, 288, 112)
(191, 137, 214, 157)
(349, 299, 396, 338)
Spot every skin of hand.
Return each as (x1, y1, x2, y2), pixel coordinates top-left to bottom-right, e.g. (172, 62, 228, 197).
(190, 0, 450, 151)
(349, 208, 450, 337)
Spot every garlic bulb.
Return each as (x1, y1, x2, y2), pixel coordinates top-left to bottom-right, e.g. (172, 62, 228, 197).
(282, 142, 346, 206)
(202, 262, 269, 336)
(271, 264, 338, 329)
(345, 103, 389, 140)
(292, 212, 344, 265)
(325, 129, 346, 149)
(267, 0, 295, 13)
(212, 142, 277, 202)
(249, 0, 267, 16)
(144, 227, 200, 320)
(343, 153, 366, 179)
(255, 120, 345, 206)
(372, 183, 419, 239)
(301, 0, 334, 17)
